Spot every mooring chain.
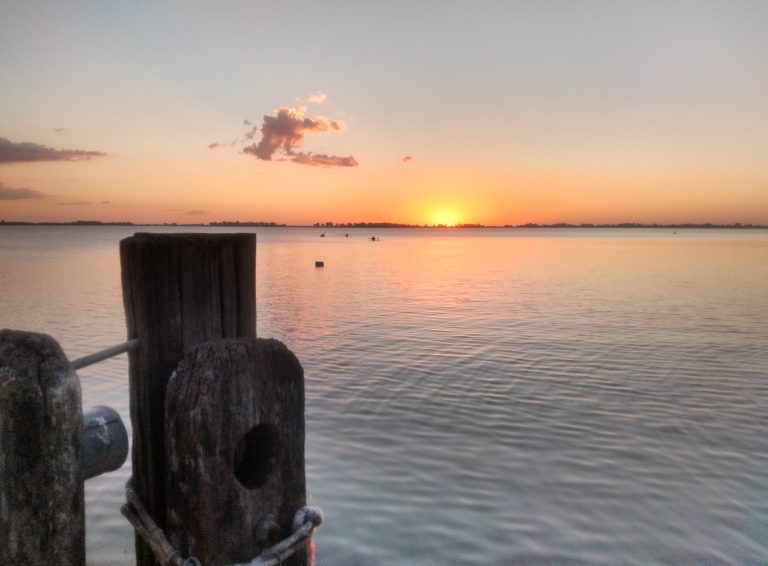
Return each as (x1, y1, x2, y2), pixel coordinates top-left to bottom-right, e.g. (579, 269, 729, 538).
(121, 480, 322, 566)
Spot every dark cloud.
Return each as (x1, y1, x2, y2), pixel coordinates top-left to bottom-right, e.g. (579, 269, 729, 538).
(0, 137, 106, 164)
(186, 209, 209, 216)
(208, 142, 221, 149)
(402, 156, 413, 163)
(54, 128, 65, 134)
(243, 119, 251, 126)
(0, 182, 51, 200)
(101, 200, 110, 204)
(59, 201, 91, 206)
(242, 107, 356, 167)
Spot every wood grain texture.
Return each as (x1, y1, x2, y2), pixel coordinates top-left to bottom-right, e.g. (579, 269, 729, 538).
(0, 330, 84, 565)
(120, 233, 256, 565)
(165, 338, 306, 565)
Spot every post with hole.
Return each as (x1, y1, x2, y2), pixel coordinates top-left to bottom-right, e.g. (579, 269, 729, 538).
(120, 232, 257, 565)
(165, 337, 310, 565)
(121, 232, 318, 565)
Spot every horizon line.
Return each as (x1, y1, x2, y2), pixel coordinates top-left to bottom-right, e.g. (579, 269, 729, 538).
(2, 219, 767, 229)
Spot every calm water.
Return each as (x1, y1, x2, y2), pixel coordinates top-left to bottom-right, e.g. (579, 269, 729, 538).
(1, 226, 767, 565)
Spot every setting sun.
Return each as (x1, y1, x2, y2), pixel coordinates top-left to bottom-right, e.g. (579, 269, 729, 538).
(429, 209, 461, 227)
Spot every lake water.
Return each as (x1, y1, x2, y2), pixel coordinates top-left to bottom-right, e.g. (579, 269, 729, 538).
(1, 226, 767, 565)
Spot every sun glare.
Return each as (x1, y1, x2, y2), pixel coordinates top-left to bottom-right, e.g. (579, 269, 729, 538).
(429, 209, 460, 227)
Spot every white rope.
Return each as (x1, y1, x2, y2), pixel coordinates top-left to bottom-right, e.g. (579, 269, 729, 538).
(121, 480, 322, 566)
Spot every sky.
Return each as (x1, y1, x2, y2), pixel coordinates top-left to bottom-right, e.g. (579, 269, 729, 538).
(1, 1, 767, 226)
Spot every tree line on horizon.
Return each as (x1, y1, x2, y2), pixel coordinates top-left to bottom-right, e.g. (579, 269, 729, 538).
(1, 219, 766, 229)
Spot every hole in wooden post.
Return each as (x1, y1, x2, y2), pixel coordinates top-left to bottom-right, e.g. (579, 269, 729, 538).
(233, 424, 279, 489)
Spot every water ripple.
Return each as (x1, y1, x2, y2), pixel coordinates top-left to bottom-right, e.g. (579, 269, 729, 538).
(2, 227, 767, 565)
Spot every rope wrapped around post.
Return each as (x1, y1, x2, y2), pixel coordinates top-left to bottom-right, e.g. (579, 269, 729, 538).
(121, 481, 322, 566)
(121, 483, 196, 566)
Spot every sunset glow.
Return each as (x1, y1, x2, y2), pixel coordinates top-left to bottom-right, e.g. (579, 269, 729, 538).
(1, 2, 767, 225)
(3, 4, 768, 562)
(429, 209, 461, 227)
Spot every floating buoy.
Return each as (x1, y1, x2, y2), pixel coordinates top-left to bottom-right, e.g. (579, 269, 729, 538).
(315, 261, 324, 267)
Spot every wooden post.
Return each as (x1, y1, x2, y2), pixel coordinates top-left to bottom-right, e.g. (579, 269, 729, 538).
(120, 233, 256, 565)
(0, 330, 85, 565)
(164, 338, 307, 565)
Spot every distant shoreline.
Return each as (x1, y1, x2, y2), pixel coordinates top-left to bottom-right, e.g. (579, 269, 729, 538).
(1, 220, 767, 229)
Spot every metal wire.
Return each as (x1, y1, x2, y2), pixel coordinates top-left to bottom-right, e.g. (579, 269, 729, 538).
(71, 339, 139, 369)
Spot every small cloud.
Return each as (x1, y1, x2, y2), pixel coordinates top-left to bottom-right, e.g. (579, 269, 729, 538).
(59, 201, 92, 206)
(243, 125, 259, 141)
(0, 182, 51, 200)
(242, 105, 356, 167)
(208, 142, 221, 149)
(294, 92, 327, 110)
(290, 153, 358, 167)
(186, 209, 209, 216)
(402, 156, 413, 163)
(243, 119, 251, 126)
(101, 200, 110, 205)
(305, 92, 327, 105)
(0, 137, 106, 164)
(54, 128, 65, 134)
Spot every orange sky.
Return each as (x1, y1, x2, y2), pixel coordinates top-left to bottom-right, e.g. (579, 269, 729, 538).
(2, 2, 767, 225)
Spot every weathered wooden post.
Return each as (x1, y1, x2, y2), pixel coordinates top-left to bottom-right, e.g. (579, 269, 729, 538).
(0, 330, 85, 565)
(120, 233, 256, 565)
(165, 338, 307, 565)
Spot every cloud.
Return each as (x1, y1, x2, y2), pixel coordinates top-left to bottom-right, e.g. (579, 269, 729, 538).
(294, 92, 327, 110)
(59, 201, 91, 206)
(242, 108, 340, 160)
(101, 200, 110, 204)
(0, 182, 51, 200)
(243, 119, 251, 126)
(208, 142, 221, 149)
(54, 128, 65, 134)
(0, 137, 106, 164)
(305, 92, 327, 105)
(290, 153, 358, 167)
(402, 156, 413, 163)
(186, 209, 209, 216)
(242, 106, 356, 167)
